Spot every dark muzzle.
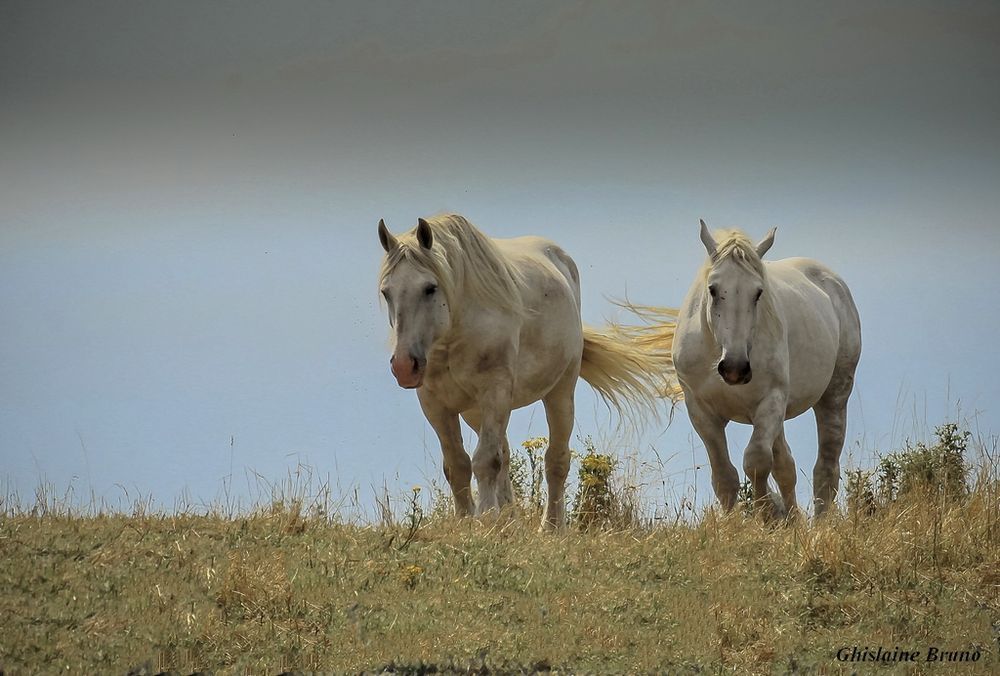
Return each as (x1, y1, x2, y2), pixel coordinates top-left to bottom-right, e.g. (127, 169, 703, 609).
(718, 358, 752, 386)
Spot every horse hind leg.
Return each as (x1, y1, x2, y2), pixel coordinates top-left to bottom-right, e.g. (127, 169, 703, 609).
(812, 396, 850, 517)
(813, 369, 856, 516)
(813, 287, 860, 517)
(539, 367, 577, 531)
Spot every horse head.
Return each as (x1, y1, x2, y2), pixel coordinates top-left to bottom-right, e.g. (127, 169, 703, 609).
(699, 220, 776, 386)
(377, 218, 451, 389)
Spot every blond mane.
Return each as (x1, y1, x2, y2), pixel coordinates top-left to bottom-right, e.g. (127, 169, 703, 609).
(378, 214, 528, 318)
(703, 229, 766, 278)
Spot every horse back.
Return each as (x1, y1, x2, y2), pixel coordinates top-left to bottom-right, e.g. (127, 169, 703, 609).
(490, 236, 585, 403)
(493, 236, 583, 308)
(769, 257, 862, 384)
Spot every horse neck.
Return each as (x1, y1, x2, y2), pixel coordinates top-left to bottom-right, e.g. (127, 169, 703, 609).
(449, 250, 527, 324)
(443, 260, 468, 323)
(439, 259, 497, 339)
(755, 267, 784, 343)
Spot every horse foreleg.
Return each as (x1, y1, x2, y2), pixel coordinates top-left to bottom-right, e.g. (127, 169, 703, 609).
(419, 394, 474, 516)
(469, 387, 513, 517)
(746, 393, 786, 519)
(496, 437, 514, 507)
(687, 399, 739, 511)
(771, 430, 798, 518)
(462, 409, 515, 510)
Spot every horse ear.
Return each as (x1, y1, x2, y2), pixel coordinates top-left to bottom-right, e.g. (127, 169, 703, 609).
(699, 219, 717, 257)
(378, 219, 398, 253)
(416, 218, 433, 249)
(755, 227, 776, 258)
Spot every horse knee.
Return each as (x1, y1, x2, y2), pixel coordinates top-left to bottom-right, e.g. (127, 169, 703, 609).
(472, 451, 501, 481)
(743, 445, 772, 482)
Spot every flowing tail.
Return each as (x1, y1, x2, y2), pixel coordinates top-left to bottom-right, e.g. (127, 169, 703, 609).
(579, 304, 684, 427)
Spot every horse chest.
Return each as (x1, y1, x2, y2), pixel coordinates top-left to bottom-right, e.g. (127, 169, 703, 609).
(419, 344, 479, 412)
(686, 377, 759, 424)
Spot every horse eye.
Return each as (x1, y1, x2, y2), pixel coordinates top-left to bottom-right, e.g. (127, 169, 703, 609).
(708, 285, 718, 299)
(381, 289, 391, 303)
(424, 284, 437, 297)
(754, 289, 763, 303)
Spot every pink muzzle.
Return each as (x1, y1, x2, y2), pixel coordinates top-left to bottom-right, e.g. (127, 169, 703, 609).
(390, 354, 423, 389)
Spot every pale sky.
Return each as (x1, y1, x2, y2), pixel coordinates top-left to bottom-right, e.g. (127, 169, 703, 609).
(2, 1, 999, 516)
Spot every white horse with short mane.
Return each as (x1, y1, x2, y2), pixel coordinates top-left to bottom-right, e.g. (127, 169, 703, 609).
(377, 214, 680, 528)
(672, 221, 861, 517)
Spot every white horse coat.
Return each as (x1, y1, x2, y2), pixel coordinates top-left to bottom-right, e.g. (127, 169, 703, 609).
(672, 222, 861, 516)
(378, 214, 678, 528)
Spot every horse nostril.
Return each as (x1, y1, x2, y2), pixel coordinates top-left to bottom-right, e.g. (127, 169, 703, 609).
(412, 357, 420, 373)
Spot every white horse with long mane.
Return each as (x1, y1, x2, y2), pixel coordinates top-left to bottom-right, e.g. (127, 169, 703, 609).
(377, 214, 680, 528)
(672, 221, 861, 517)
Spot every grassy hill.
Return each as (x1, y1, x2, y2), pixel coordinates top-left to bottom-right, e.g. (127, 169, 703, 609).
(1, 426, 998, 674)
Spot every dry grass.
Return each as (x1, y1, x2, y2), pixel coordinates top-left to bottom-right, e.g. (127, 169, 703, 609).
(1, 434, 998, 674)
